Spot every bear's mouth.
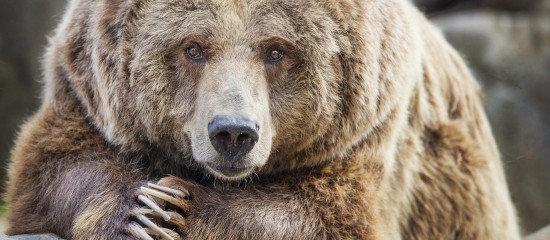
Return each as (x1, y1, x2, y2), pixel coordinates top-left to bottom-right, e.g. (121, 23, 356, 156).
(205, 163, 254, 180)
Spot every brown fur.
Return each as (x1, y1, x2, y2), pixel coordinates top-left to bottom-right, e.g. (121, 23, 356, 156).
(4, 0, 519, 239)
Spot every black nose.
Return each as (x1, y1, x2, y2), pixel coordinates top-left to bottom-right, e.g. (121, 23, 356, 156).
(208, 115, 259, 160)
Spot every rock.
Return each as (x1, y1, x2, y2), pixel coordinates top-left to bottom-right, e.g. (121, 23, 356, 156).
(1, 218, 61, 240)
(0, 234, 61, 240)
(525, 225, 550, 240)
(0, 217, 6, 234)
(433, 7, 550, 233)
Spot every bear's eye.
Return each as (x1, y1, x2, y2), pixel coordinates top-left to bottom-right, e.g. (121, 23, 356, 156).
(266, 48, 284, 63)
(185, 44, 204, 61)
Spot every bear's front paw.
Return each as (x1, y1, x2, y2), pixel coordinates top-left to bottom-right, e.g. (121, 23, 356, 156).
(128, 177, 192, 240)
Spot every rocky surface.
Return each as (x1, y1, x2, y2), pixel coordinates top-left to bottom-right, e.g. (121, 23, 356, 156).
(1, 218, 62, 239)
(432, 5, 550, 233)
(525, 225, 550, 240)
(0, 217, 7, 234)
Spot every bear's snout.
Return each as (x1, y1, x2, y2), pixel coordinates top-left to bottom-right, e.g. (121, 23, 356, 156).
(208, 115, 259, 161)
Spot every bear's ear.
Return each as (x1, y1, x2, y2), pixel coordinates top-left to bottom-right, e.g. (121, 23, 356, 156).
(44, 0, 135, 133)
(416, 20, 484, 125)
(42, 0, 96, 112)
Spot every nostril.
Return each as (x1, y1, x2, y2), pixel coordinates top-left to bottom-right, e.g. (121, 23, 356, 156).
(237, 128, 258, 142)
(216, 131, 232, 143)
(208, 115, 259, 160)
(237, 131, 258, 144)
(237, 133, 248, 143)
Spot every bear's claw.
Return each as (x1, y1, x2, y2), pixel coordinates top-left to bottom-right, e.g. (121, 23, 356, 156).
(128, 182, 189, 240)
(129, 221, 155, 240)
(138, 195, 171, 221)
(147, 183, 187, 198)
(136, 214, 174, 240)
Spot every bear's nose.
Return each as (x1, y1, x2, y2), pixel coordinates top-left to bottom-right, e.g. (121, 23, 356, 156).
(208, 115, 259, 160)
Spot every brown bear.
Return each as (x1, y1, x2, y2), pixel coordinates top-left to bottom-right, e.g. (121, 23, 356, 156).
(4, 0, 520, 239)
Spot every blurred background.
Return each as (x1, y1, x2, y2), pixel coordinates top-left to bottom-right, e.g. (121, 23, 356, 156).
(0, 0, 548, 235)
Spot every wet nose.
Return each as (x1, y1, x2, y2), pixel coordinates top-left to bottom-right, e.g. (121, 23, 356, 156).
(208, 115, 259, 160)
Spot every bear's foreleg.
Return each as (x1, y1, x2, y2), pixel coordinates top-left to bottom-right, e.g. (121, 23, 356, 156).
(147, 165, 379, 240)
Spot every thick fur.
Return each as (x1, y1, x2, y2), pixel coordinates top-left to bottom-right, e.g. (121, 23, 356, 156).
(4, 0, 519, 239)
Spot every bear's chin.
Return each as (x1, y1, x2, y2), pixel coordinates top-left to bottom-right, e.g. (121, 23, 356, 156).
(205, 163, 256, 181)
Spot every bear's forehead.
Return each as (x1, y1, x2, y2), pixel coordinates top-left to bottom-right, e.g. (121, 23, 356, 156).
(139, 0, 318, 44)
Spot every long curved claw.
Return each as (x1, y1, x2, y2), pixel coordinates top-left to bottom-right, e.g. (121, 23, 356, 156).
(144, 227, 181, 240)
(141, 186, 183, 207)
(138, 195, 171, 221)
(129, 222, 154, 240)
(136, 214, 175, 240)
(132, 181, 189, 239)
(148, 182, 188, 198)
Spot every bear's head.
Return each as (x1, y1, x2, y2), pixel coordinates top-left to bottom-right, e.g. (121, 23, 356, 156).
(49, 0, 421, 180)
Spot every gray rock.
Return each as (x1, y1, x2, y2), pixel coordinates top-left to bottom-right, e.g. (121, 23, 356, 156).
(433, 7, 550, 233)
(0, 234, 61, 240)
(525, 225, 550, 240)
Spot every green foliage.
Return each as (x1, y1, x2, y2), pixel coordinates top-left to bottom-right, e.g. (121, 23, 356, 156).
(0, 201, 6, 216)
